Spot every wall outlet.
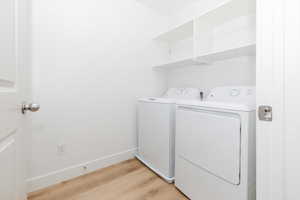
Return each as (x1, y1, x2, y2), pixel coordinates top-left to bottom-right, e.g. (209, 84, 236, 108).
(57, 144, 66, 155)
(82, 165, 88, 171)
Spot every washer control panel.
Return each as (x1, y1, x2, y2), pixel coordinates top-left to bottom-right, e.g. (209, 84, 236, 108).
(164, 88, 201, 100)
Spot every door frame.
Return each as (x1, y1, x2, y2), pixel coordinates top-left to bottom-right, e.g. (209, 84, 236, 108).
(16, 0, 32, 199)
(256, 0, 285, 199)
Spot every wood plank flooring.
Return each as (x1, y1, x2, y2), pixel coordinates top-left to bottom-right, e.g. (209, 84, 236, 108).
(28, 159, 189, 200)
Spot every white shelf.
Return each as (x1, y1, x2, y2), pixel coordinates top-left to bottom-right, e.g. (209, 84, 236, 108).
(153, 0, 255, 43)
(152, 0, 256, 70)
(153, 57, 202, 70)
(196, 0, 255, 25)
(196, 43, 256, 63)
(154, 20, 194, 43)
(153, 43, 256, 70)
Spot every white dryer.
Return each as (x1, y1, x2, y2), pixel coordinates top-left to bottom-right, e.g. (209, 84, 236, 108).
(136, 88, 201, 183)
(175, 86, 256, 200)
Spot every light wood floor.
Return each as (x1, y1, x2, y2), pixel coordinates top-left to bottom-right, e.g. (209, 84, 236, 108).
(28, 159, 189, 200)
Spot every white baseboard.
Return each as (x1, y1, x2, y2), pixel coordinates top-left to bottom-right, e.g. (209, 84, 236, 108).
(27, 148, 137, 193)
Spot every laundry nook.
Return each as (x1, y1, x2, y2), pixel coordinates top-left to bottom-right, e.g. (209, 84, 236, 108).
(1, 0, 299, 200)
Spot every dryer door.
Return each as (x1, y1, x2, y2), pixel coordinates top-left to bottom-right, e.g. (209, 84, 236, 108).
(176, 106, 241, 185)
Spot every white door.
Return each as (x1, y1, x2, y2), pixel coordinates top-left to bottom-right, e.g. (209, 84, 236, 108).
(0, 0, 32, 199)
(257, 0, 300, 200)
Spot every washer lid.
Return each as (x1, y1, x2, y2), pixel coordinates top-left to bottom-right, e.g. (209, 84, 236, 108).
(139, 97, 176, 104)
(139, 88, 202, 104)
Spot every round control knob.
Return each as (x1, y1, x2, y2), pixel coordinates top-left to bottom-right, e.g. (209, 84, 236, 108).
(230, 89, 240, 97)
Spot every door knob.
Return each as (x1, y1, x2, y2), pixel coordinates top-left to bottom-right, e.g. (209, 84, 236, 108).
(22, 103, 40, 114)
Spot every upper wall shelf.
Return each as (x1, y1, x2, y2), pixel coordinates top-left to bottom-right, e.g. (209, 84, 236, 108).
(195, 43, 256, 63)
(153, 0, 255, 43)
(154, 20, 193, 43)
(152, 0, 256, 70)
(153, 57, 201, 70)
(197, 0, 255, 24)
(153, 43, 256, 70)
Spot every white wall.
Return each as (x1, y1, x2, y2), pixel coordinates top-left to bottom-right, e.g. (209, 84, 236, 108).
(28, 0, 169, 191)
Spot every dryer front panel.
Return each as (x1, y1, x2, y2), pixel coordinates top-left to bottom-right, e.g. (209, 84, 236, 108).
(176, 106, 241, 185)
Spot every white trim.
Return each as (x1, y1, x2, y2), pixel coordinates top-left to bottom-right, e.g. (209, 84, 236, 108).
(135, 154, 174, 183)
(27, 148, 137, 193)
(256, 0, 285, 199)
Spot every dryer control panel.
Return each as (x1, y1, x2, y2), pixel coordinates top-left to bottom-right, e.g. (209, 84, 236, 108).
(207, 86, 255, 104)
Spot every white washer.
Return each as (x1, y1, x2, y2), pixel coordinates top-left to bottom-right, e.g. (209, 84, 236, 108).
(175, 86, 256, 200)
(136, 88, 201, 183)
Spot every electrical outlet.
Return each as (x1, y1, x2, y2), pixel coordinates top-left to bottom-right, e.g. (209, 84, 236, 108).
(57, 144, 66, 155)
